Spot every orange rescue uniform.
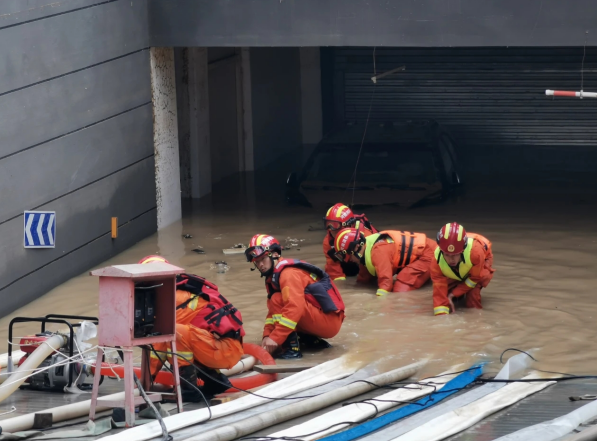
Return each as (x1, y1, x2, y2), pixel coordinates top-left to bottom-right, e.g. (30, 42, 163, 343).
(431, 234, 495, 315)
(324, 225, 375, 281)
(263, 267, 345, 345)
(357, 231, 436, 295)
(150, 290, 243, 375)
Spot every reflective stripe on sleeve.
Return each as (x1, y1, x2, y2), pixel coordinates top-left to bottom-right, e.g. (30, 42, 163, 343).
(434, 306, 450, 315)
(278, 316, 298, 330)
(465, 278, 477, 288)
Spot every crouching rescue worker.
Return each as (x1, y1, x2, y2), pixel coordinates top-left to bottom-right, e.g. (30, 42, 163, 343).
(139, 256, 244, 401)
(334, 227, 436, 295)
(322, 203, 378, 281)
(246, 235, 345, 359)
(432, 223, 495, 315)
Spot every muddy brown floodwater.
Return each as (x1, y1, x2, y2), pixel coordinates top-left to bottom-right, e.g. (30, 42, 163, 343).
(2, 170, 597, 380)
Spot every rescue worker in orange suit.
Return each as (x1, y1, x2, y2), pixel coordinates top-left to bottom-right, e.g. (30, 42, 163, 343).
(334, 227, 436, 295)
(246, 234, 345, 359)
(139, 255, 244, 400)
(431, 223, 495, 316)
(322, 203, 378, 281)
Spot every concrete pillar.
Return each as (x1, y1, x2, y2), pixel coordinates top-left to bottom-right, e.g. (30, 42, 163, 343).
(150, 47, 182, 230)
(300, 47, 323, 151)
(174, 48, 191, 199)
(188, 47, 212, 198)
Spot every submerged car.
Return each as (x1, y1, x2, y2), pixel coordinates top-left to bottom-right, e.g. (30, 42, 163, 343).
(286, 120, 462, 208)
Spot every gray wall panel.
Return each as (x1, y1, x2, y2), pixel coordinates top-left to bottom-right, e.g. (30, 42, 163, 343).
(0, 0, 103, 23)
(0, 104, 152, 224)
(0, 50, 151, 159)
(148, 0, 597, 47)
(0, 0, 154, 319)
(0, 158, 156, 290)
(0, 209, 157, 317)
(0, 0, 148, 94)
(250, 47, 302, 170)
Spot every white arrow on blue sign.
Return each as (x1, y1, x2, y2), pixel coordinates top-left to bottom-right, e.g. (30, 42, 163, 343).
(24, 211, 56, 248)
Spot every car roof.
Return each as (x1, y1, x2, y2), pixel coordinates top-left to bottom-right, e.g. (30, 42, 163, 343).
(322, 120, 440, 144)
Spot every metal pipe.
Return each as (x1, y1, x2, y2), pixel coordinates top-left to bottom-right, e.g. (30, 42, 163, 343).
(546, 90, 597, 98)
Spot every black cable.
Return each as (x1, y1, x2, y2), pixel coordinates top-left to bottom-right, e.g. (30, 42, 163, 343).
(150, 348, 322, 401)
(535, 369, 576, 377)
(239, 384, 475, 441)
(499, 348, 537, 364)
(151, 350, 480, 441)
(152, 349, 483, 404)
(479, 376, 597, 384)
(133, 372, 171, 441)
(147, 345, 212, 422)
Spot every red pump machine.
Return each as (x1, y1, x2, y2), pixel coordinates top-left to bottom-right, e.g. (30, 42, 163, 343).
(88, 262, 184, 427)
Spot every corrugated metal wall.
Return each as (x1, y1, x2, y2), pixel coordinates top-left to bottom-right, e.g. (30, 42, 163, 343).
(333, 47, 597, 149)
(0, 1, 155, 317)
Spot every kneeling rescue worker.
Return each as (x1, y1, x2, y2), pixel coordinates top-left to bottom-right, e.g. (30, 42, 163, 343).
(246, 234, 345, 359)
(139, 255, 245, 400)
(431, 223, 495, 315)
(334, 226, 436, 295)
(322, 203, 378, 281)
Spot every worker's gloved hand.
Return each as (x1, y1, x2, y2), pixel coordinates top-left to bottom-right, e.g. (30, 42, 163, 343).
(448, 293, 455, 313)
(262, 336, 278, 354)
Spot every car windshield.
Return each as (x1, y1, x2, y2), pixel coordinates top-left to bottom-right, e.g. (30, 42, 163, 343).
(304, 142, 439, 185)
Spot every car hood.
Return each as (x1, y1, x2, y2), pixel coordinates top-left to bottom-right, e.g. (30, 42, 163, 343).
(299, 179, 443, 208)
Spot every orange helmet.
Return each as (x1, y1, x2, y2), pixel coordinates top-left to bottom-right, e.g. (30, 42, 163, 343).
(437, 223, 468, 255)
(323, 203, 355, 232)
(333, 227, 366, 262)
(245, 234, 282, 262)
(138, 255, 169, 264)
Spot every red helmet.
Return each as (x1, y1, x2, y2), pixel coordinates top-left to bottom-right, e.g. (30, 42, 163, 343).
(437, 223, 468, 255)
(323, 203, 355, 232)
(245, 234, 282, 262)
(333, 228, 366, 262)
(138, 255, 169, 264)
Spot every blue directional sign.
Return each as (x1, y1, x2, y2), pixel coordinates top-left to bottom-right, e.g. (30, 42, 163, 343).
(24, 211, 56, 248)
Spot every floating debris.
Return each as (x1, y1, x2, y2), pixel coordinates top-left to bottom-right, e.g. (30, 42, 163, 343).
(182, 234, 193, 239)
(223, 247, 246, 255)
(285, 237, 301, 247)
(210, 261, 230, 273)
(232, 243, 245, 248)
(192, 248, 206, 254)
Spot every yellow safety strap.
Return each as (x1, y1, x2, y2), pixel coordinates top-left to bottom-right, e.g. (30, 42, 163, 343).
(364, 233, 382, 276)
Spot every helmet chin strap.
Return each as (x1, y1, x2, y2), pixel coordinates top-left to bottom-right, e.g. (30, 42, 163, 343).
(259, 255, 278, 278)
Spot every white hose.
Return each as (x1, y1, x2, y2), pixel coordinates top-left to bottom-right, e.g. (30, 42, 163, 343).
(0, 390, 140, 433)
(391, 373, 555, 441)
(220, 356, 256, 377)
(0, 334, 66, 403)
(0, 351, 25, 369)
(185, 360, 426, 441)
(101, 356, 358, 441)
